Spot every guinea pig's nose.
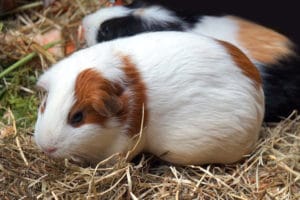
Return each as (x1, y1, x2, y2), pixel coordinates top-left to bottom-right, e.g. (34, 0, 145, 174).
(43, 147, 58, 154)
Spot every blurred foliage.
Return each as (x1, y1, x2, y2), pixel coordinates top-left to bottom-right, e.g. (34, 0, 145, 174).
(0, 63, 40, 129)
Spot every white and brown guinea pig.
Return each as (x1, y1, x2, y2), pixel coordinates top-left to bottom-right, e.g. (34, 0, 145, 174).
(82, 1, 300, 122)
(34, 31, 264, 165)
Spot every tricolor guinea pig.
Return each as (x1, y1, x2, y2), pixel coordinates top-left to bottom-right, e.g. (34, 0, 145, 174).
(82, 1, 300, 122)
(34, 32, 264, 165)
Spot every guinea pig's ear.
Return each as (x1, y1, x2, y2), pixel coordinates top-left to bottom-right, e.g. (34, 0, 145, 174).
(102, 95, 124, 117)
(36, 71, 51, 91)
(91, 95, 123, 118)
(92, 83, 125, 118)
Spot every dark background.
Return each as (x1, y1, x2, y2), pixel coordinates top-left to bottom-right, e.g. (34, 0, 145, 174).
(144, 0, 300, 47)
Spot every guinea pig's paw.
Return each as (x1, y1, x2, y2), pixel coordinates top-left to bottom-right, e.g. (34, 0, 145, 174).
(69, 155, 90, 166)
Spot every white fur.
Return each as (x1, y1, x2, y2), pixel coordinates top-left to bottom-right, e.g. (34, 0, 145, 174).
(189, 16, 254, 63)
(190, 16, 239, 49)
(82, 6, 132, 46)
(35, 32, 264, 165)
(133, 6, 182, 25)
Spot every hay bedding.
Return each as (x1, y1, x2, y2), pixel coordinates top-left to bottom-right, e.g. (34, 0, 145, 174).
(0, 0, 299, 199)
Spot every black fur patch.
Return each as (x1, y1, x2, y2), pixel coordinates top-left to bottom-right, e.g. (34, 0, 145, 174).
(125, 0, 200, 25)
(96, 13, 185, 43)
(178, 14, 201, 25)
(260, 50, 300, 122)
(125, 0, 150, 9)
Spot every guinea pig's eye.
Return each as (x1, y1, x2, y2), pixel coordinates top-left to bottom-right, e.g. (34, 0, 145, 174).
(70, 111, 84, 126)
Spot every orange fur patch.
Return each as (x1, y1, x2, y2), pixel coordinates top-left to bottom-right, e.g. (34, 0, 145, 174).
(70, 69, 122, 127)
(218, 40, 262, 87)
(70, 56, 147, 137)
(119, 55, 148, 137)
(229, 16, 294, 64)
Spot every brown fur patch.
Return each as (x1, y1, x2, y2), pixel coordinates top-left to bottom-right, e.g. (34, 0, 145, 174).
(70, 57, 147, 137)
(70, 68, 123, 127)
(218, 40, 262, 87)
(119, 55, 148, 137)
(229, 16, 294, 64)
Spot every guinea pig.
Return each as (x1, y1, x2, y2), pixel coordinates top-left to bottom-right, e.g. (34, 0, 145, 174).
(34, 31, 264, 165)
(82, 1, 300, 122)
